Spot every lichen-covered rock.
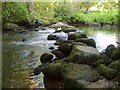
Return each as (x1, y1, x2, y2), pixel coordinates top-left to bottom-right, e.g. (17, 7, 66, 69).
(40, 53, 53, 64)
(58, 42, 73, 56)
(96, 64, 117, 80)
(60, 63, 100, 88)
(42, 63, 62, 78)
(76, 38, 96, 48)
(3, 23, 19, 31)
(68, 32, 87, 41)
(112, 47, 120, 61)
(68, 45, 100, 65)
(104, 44, 116, 58)
(108, 60, 120, 73)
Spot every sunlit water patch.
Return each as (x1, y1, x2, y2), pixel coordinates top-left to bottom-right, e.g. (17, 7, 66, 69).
(80, 27, 118, 52)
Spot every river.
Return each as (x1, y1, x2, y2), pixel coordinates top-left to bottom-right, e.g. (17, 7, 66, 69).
(2, 26, 118, 88)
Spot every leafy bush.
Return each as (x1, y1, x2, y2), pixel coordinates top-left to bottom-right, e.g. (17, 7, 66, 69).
(2, 2, 36, 25)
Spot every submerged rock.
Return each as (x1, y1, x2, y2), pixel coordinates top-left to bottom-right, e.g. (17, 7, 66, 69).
(68, 32, 87, 41)
(3, 23, 19, 31)
(68, 45, 100, 65)
(96, 64, 117, 80)
(60, 63, 100, 88)
(40, 53, 53, 64)
(76, 38, 96, 48)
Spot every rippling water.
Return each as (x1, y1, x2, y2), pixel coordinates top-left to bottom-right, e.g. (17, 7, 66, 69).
(2, 26, 118, 88)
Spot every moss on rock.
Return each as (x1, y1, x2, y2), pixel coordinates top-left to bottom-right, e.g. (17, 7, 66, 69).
(60, 63, 100, 88)
(3, 23, 19, 31)
(96, 64, 117, 80)
(108, 60, 120, 73)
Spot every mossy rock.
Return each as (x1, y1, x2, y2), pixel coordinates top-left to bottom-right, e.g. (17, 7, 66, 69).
(62, 27, 77, 33)
(71, 42, 88, 46)
(60, 63, 100, 88)
(42, 63, 62, 78)
(51, 49, 66, 59)
(92, 59, 106, 68)
(96, 64, 117, 80)
(3, 23, 19, 31)
(105, 44, 116, 58)
(112, 47, 120, 61)
(99, 53, 112, 65)
(40, 53, 53, 64)
(68, 32, 87, 41)
(108, 60, 120, 73)
(58, 42, 73, 56)
(76, 38, 96, 48)
(69, 45, 100, 65)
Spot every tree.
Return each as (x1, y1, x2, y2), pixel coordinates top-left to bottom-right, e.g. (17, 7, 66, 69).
(28, 0, 34, 12)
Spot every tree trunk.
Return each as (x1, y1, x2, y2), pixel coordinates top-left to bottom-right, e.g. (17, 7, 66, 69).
(28, 0, 34, 12)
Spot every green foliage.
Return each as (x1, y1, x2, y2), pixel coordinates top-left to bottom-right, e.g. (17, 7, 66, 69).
(2, 2, 35, 25)
(54, 2, 72, 21)
(54, 2, 118, 25)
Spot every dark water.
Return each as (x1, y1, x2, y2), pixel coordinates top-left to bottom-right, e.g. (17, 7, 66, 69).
(2, 26, 118, 88)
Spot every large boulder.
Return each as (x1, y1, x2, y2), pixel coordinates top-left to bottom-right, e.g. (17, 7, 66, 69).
(49, 22, 73, 28)
(108, 60, 120, 73)
(96, 64, 117, 80)
(112, 47, 120, 61)
(40, 53, 53, 64)
(68, 45, 100, 65)
(42, 63, 62, 78)
(60, 63, 100, 88)
(104, 44, 116, 58)
(47, 32, 68, 40)
(76, 38, 96, 48)
(3, 23, 19, 31)
(68, 32, 87, 41)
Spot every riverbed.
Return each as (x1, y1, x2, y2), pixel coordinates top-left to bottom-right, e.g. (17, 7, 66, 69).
(2, 26, 118, 88)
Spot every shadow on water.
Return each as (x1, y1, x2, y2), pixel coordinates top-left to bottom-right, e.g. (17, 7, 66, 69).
(2, 26, 118, 88)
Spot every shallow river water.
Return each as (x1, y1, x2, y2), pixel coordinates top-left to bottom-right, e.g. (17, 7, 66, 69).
(2, 26, 118, 88)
